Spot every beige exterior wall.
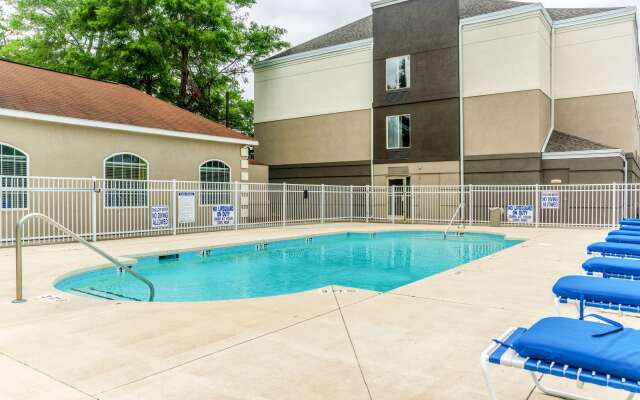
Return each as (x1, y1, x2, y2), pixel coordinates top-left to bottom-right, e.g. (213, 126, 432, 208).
(464, 89, 551, 156)
(463, 13, 551, 98)
(555, 92, 640, 155)
(0, 116, 246, 181)
(248, 164, 269, 183)
(554, 16, 638, 100)
(254, 46, 373, 123)
(254, 109, 371, 166)
(373, 162, 459, 186)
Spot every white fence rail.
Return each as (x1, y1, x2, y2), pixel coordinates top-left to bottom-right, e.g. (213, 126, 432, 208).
(1, 177, 637, 247)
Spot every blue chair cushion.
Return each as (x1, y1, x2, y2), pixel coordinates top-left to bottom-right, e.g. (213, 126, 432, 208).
(608, 235, 640, 245)
(621, 225, 640, 232)
(512, 317, 640, 381)
(553, 275, 640, 306)
(588, 242, 640, 258)
(610, 230, 640, 237)
(583, 257, 640, 277)
(621, 219, 640, 226)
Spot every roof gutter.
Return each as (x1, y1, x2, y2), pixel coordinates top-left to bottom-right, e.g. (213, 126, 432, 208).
(552, 6, 637, 29)
(0, 107, 259, 146)
(543, 149, 628, 185)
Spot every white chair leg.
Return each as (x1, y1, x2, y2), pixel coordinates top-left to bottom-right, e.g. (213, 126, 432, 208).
(480, 354, 498, 400)
(530, 372, 595, 400)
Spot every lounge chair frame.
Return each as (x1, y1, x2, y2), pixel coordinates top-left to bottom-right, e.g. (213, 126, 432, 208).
(481, 327, 638, 400)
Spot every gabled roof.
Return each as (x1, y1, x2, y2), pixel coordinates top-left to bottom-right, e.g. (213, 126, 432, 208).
(0, 60, 254, 143)
(267, 1, 628, 60)
(545, 131, 613, 153)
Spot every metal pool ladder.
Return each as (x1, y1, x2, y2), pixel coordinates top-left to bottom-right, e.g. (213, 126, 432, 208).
(13, 213, 155, 303)
(443, 203, 465, 240)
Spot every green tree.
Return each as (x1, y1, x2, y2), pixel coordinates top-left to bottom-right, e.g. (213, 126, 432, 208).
(0, 0, 287, 134)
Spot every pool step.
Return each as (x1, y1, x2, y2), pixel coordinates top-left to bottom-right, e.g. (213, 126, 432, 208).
(70, 287, 142, 302)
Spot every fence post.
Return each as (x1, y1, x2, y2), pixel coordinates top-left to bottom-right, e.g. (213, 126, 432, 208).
(171, 179, 177, 235)
(235, 181, 240, 231)
(411, 185, 415, 225)
(91, 176, 97, 242)
(349, 185, 353, 222)
(282, 182, 287, 227)
(612, 182, 617, 228)
(391, 187, 396, 224)
(366, 186, 370, 223)
(535, 184, 540, 228)
(321, 184, 325, 224)
(469, 184, 473, 225)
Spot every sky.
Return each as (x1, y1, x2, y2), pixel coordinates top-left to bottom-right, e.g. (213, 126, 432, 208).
(242, 0, 639, 99)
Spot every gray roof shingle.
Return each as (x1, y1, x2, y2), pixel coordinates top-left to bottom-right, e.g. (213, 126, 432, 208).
(267, 1, 628, 61)
(545, 131, 612, 152)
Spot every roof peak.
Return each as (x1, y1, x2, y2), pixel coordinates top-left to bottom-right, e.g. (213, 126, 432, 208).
(266, 0, 631, 61)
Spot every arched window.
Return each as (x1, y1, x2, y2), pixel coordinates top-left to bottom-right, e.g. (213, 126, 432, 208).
(104, 153, 148, 208)
(1, 143, 28, 209)
(199, 160, 231, 205)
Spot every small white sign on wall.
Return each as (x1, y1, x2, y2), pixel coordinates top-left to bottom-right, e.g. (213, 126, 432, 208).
(151, 206, 170, 229)
(178, 192, 196, 224)
(507, 205, 534, 224)
(212, 204, 234, 226)
(541, 191, 560, 210)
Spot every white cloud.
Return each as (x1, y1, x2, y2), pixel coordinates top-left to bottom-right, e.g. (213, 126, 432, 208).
(242, 0, 639, 99)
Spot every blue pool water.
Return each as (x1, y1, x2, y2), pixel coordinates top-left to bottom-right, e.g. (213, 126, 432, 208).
(56, 231, 521, 302)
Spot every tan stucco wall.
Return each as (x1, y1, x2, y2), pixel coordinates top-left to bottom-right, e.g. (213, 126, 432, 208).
(463, 13, 551, 97)
(373, 162, 459, 186)
(254, 46, 373, 123)
(254, 109, 371, 166)
(464, 89, 550, 157)
(248, 164, 269, 183)
(0, 116, 245, 181)
(554, 17, 638, 100)
(555, 92, 640, 155)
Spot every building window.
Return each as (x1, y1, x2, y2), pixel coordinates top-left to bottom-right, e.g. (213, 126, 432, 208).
(200, 160, 231, 205)
(386, 115, 411, 149)
(386, 55, 410, 91)
(0, 144, 28, 209)
(104, 153, 148, 208)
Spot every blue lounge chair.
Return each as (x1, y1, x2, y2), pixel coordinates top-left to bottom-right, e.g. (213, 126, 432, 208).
(610, 230, 640, 237)
(621, 225, 640, 232)
(621, 218, 640, 226)
(583, 257, 640, 280)
(553, 275, 640, 316)
(588, 242, 640, 258)
(607, 235, 640, 245)
(482, 316, 640, 400)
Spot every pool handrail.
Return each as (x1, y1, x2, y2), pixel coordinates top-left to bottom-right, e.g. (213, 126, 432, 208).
(13, 213, 155, 303)
(443, 203, 464, 239)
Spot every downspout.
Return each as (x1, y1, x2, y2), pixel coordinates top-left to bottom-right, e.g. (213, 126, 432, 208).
(458, 20, 465, 219)
(541, 24, 555, 152)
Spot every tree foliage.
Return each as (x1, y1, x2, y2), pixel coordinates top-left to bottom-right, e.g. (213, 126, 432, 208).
(0, 0, 287, 134)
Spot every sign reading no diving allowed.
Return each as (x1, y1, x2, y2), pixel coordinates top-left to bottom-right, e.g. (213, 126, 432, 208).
(151, 206, 170, 229)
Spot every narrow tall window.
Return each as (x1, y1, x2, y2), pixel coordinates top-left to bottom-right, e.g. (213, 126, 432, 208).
(0, 144, 28, 209)
(386, 115, 411, 149)
(104, 153, 148, 208)
(386, 55, 410, 91)
(200, 160, 231, 205)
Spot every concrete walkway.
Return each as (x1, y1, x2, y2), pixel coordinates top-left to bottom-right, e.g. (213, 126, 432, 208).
(0, 223, 629, 399)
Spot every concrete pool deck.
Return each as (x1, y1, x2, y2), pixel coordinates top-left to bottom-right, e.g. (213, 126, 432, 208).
(0, 223, 631, 399)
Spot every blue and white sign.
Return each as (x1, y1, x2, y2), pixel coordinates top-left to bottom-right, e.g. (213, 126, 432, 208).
(178, 192, 196, 224)
(507, 205, 534, 224)
(541, 191, 560, 210)
(212, 204, 234, 226)
(151, 206, 170, 229)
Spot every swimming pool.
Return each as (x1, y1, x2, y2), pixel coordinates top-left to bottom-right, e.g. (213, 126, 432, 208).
(55, 231, 521, 302)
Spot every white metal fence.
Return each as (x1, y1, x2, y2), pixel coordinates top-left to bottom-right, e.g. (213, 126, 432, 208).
(1, 177, 637, 247)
